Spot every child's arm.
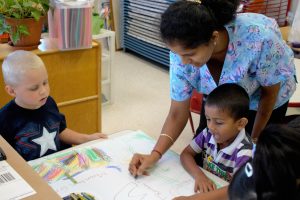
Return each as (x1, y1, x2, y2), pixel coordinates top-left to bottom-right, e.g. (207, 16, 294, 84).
(172, 186, 228, 200)
(59, 128, 107, 145)
(181, 145, 216, 193)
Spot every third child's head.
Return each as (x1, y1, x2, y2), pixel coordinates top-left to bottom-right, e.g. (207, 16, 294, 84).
(2, 50, 49, 109)
(228, 124, 300, 200)
(205, 83, 249, 147)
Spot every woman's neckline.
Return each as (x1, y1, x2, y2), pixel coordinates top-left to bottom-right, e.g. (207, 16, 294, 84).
(211, 29, 229, 62)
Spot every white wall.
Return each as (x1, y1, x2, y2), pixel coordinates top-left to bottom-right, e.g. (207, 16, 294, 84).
(112, 0, 120, 49)
(289, 0, 300, 22)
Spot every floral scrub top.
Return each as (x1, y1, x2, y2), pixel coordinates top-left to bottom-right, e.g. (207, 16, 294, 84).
(170, 13, 297, 110)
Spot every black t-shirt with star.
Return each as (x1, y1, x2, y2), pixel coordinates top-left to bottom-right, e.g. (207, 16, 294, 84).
(0, 96, 70, 161)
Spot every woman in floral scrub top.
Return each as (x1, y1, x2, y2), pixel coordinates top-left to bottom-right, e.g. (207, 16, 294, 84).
(129, 0, 296, 184)
(169, 12, 296, 139)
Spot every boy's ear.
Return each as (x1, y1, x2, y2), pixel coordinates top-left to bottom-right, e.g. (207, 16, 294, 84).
(237, 117, 248, 130)
(5, 85, 16, 97)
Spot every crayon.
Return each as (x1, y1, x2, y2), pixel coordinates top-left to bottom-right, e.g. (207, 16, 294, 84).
(86, 149, 100, 162)
(70, 193, 80, 200)
(63, 195, 72, 200)
(65, 171, 77, 184)
(81, 193, 92, 200)
(76, 194, 86, 200)
(81, 192, 95, 200)
(64, 153, 77, 165)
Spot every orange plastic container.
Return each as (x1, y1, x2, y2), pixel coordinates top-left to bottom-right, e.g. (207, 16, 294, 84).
(0, 33, 10, 43)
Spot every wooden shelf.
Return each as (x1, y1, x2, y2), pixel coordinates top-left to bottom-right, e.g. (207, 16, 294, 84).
(0, 39, 101, 133)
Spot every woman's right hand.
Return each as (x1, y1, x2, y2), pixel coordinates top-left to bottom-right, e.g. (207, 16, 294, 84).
(128, 153, 160, 177)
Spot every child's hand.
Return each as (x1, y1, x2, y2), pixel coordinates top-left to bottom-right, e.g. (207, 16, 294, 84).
(194, 175, 216, 193)
(87, 133, 108, 141)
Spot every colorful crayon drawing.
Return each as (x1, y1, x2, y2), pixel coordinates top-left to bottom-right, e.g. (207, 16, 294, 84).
(31, 147, 111, 183)
(28, 131, 228, 199)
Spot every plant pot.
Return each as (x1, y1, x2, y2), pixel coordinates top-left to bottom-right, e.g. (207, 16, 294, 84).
(0, 33, 10, 43)
(5, 16, 45, 49)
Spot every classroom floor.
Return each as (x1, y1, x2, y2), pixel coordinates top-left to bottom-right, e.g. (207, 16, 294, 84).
(101, 51, 196, 154)
(101, 51, 300, 154)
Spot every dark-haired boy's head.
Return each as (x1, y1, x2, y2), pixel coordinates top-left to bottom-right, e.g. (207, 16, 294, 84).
(206, 83, 249, 121)
(204, 83, 249, 146)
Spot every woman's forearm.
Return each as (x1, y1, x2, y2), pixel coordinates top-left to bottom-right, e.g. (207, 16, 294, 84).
(153, 99, 190, 154)
(251, 84, 280, 138)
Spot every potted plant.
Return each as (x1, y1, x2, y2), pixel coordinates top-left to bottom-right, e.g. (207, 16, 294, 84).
(0, 0, 49, 49)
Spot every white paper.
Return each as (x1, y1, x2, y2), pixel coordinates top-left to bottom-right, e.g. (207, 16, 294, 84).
(0, 161, 36, 200)
(29, 130, 228, 199)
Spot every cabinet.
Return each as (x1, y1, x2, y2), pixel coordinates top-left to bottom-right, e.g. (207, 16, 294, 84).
(93, 29, 115, 105)
(0, 39, 101, 133)
(122, 0, 175, 67)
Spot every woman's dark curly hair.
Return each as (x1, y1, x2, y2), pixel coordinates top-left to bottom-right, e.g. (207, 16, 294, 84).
(160, 0, 240, 49)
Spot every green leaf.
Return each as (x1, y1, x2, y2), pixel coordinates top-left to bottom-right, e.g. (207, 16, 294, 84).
(12, 13, 21, 19)
(11, 31, 20, 44)
(11, 5, 22, 10)
(18, 25, 29, 35)
(0, 0, 49, 18)
(31, 10, 41, 21)
(40, 0, 50, 11)
(23, 2, 33, 7)
(0, 19, 10, 34)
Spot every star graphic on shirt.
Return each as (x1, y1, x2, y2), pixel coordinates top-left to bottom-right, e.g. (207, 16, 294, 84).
(32, 127, 57, 157)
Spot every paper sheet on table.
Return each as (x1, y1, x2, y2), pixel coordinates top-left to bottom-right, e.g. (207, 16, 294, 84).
(28, 130, 228, 200)
(0, 160, 36, 200)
